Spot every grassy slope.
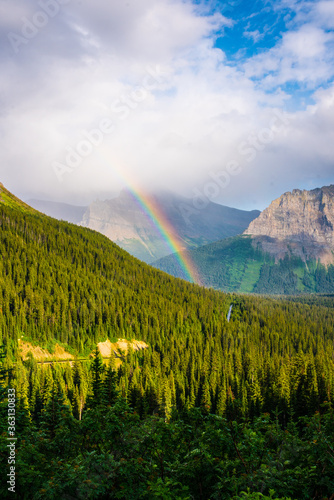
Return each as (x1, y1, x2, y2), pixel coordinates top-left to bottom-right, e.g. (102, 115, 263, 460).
(153, 235, 334, 294)
(0, 183, 40, 214)
(153, 236, 266, 291)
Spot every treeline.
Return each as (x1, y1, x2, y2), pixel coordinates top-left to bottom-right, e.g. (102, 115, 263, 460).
(254, 255, 334, 294)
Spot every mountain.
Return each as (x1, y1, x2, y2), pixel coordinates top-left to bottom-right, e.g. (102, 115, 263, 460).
(2, 183, 334, 499)
(244, 185, 334, 265)
(27, 199, 87, 224)
(153, 185, 334, 294)
(28, 190, 259, 263)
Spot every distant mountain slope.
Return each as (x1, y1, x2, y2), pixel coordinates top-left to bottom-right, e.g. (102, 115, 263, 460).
(153, 185, 334, 294)
(27, 191, 259, 264)
(27, 199, 87, 224)
(79, 190, 260, 263)
(153, 235, 334, 294)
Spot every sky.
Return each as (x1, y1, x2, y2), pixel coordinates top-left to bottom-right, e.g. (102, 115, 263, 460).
(0, 0, 334, 210)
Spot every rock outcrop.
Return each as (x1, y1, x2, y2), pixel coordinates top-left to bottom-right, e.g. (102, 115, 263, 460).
(244, 185, 334, 263)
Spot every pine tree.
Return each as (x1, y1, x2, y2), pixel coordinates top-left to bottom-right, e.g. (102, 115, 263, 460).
(40, 383, 71, 439)
(200, 377, 211, 414)
(216, 382, 227, 417)
(160, 380, 172, 421)
(72, 359, 86, 420)
(88, 347, 104, 408)
(102, 356, 119, 408)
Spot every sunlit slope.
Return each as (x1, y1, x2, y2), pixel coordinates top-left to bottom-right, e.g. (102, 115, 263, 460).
(0, 183, 40, 214)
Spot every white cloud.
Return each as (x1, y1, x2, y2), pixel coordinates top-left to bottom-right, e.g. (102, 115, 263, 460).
(243, 29, 264, 43)
(283, 25, 331, 58)
(0, 0, 333, 209)
(244, 24, 334, 88)
(312, 0, 334, 29)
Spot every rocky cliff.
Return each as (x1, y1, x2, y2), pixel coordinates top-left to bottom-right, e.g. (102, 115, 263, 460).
(244, 185, 334, 263)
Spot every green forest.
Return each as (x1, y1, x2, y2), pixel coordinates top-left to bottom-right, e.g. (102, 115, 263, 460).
(0, 185, 334, 499)
(153, 235, 334, 294)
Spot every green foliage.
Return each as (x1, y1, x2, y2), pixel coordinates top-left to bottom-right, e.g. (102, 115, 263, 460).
(4, 405, 334, 499)
(87, 348, 104, 409)
(0, 184, 38, 214)
(232, 490, 292, 499)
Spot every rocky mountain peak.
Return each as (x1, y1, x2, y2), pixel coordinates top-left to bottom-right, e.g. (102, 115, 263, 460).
(244, 185, 334, 263)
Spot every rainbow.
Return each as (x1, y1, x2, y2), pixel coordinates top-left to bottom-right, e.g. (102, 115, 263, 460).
(127, 189, 201, 285)
(98, 155, 201, 284)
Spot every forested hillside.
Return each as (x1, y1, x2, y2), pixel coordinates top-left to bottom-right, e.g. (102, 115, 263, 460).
(0, 184, 226, 357)
(1, 185, 334, 499)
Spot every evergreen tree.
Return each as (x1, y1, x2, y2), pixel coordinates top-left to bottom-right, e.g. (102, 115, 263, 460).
(88, 348, 104, 408)
(102, 357, 119, 408)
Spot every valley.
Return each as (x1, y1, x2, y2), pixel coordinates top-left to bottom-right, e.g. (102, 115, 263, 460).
(0, 184, 333, 499)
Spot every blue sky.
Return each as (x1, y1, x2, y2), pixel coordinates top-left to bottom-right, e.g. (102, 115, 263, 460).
(0, 0, 333, 210)
(214, 0, 334, 104)
(214, 0, 291, 57)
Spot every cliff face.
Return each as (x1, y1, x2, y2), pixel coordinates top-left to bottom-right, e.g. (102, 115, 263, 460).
(244, 185, 334, 263)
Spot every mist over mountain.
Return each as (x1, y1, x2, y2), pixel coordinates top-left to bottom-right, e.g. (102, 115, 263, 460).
(29, 190, 260, 263)
(27, 199, 87, 225)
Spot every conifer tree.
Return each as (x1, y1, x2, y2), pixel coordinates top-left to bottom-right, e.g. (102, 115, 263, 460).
(72, 359, 86, 420)
(216, 382, 227, 417)
(160, 381, 172, 421)
(40, 383, 71, 439)
(102, 356, 119, 408)
(200, 378, 211, 414)
(88, 347, 104, 408)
